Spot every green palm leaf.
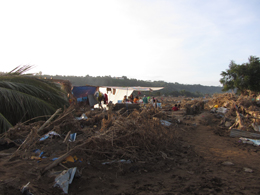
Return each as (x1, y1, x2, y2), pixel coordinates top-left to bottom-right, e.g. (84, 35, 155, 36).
(0, 81, 68, 108)
(0, 87, 56, 126)
(0, 75, 66, 96)
(7, 65, 34, 75)
(0, 66, 70, 133)
(0, 113, 13, 133)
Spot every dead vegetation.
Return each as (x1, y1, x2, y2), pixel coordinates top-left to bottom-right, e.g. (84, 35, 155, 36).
(1, 93, 260, 194)
(1, 103, 179, 170)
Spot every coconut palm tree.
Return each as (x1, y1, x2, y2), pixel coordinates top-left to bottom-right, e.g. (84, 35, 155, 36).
(0, 65, 69, 133)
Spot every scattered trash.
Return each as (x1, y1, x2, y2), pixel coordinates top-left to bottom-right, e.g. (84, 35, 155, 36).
(214, 114, 224, 118)
(30, 156, 41, 160)
(54, 167, 77, 194)
(252, 123, 260, 132)
(69, 133, 77, 142)
(63, 156, 78, 163)
(239, 137, 260, 146)
(75, 113, 88, 120)
(217, 107, 228, 114)
(5, 93, 260, 194)
(243, 167, 253, 173)
(102, 159, 131, 165)
(21, 182, 33, 195)
(222, 161, 234, 166)
(225, 121, 232, 127)
(160, 120, 172, 126)
(31, 149, 45, 161)
(210, 107, 217, 113)
(39, 131, 60, 141)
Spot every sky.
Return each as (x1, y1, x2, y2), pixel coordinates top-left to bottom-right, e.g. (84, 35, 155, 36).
(0, 0, 259, 86)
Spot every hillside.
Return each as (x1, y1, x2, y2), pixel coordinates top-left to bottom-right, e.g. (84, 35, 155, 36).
(43, 75, 223, 96)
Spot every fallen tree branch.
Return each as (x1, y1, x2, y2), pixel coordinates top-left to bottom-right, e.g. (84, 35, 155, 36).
(21, 115, 52, 125)
(0, 153, 12, 156)
(8, 128, 35, 161)
(63, 131, 71, 143)
(38, 108, 62, 133)
(47, 108, 75, 128)
(41, 130, 111, 175)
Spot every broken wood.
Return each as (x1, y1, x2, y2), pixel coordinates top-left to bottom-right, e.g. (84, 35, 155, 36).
(229, 103, 246, 130)
(59, 163, 69, 170)
(63, 131, 71, 143)
(42, 130, 112, 175)
(0, 153, 12, 156)
(8, 128, 36, 161)
(38, 108, 62, 133)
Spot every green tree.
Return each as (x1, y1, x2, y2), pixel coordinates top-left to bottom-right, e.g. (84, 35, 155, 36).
(220, 56, 260, 94)
(0, 66, 69, 133)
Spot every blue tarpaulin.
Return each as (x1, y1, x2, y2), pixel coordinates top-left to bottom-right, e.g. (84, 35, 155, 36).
(72, 86, 97, 98)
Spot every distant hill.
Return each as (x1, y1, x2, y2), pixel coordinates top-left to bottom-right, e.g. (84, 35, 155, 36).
(43, 75, 223, 97)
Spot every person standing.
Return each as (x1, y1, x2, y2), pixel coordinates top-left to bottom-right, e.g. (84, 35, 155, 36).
(143, 95, 148, 104)
(122, 95, 128, 103)
(104, 93, 108, 104)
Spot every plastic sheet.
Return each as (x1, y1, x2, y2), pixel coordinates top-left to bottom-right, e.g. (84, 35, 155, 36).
(53, 167, 77, 194)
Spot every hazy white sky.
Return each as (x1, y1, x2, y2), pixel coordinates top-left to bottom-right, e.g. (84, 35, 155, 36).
(0, 0, 259, 86)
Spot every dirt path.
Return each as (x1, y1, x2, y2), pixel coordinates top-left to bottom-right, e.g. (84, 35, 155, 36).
(184, 112, 260, 169)
(68, 111, 260, 194)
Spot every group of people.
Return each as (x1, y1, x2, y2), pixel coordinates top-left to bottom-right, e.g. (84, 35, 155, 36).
(122, 94, 140, 103)
(172, 104, 181, 111)
(122, 94, 163, 109)
(95, 90, 108, 108)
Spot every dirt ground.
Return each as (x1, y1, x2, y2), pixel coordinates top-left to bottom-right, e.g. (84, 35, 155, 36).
(1, 106, 260, 194)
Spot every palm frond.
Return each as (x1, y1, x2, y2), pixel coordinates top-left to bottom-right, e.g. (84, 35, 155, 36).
(0, 113, 13, 133)
(0, 75, 68, 97)
(0, 87, 56, 126)
(0, 81, 68, 108)
(7, 65, 34, 75)
(0, 67, 69, 132)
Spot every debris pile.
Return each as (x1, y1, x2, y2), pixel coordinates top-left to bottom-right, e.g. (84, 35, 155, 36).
(204, 93, 260, 132)
(0, 104, 178, 194)
(2, 93, 260, 194)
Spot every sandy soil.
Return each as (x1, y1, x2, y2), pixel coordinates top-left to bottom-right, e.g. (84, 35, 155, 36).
(1, 109, 260, 195)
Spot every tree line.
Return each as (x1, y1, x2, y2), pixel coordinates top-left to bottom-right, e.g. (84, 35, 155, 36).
(220, 56, 260, 95)
(42, 74, 223, 97)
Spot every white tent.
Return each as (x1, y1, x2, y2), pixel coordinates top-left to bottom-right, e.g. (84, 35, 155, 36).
(99, 86, 164, 104)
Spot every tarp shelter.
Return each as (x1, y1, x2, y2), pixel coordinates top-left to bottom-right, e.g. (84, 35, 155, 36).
(71, 86, 98, 106)
(99, 86, 164, 104)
